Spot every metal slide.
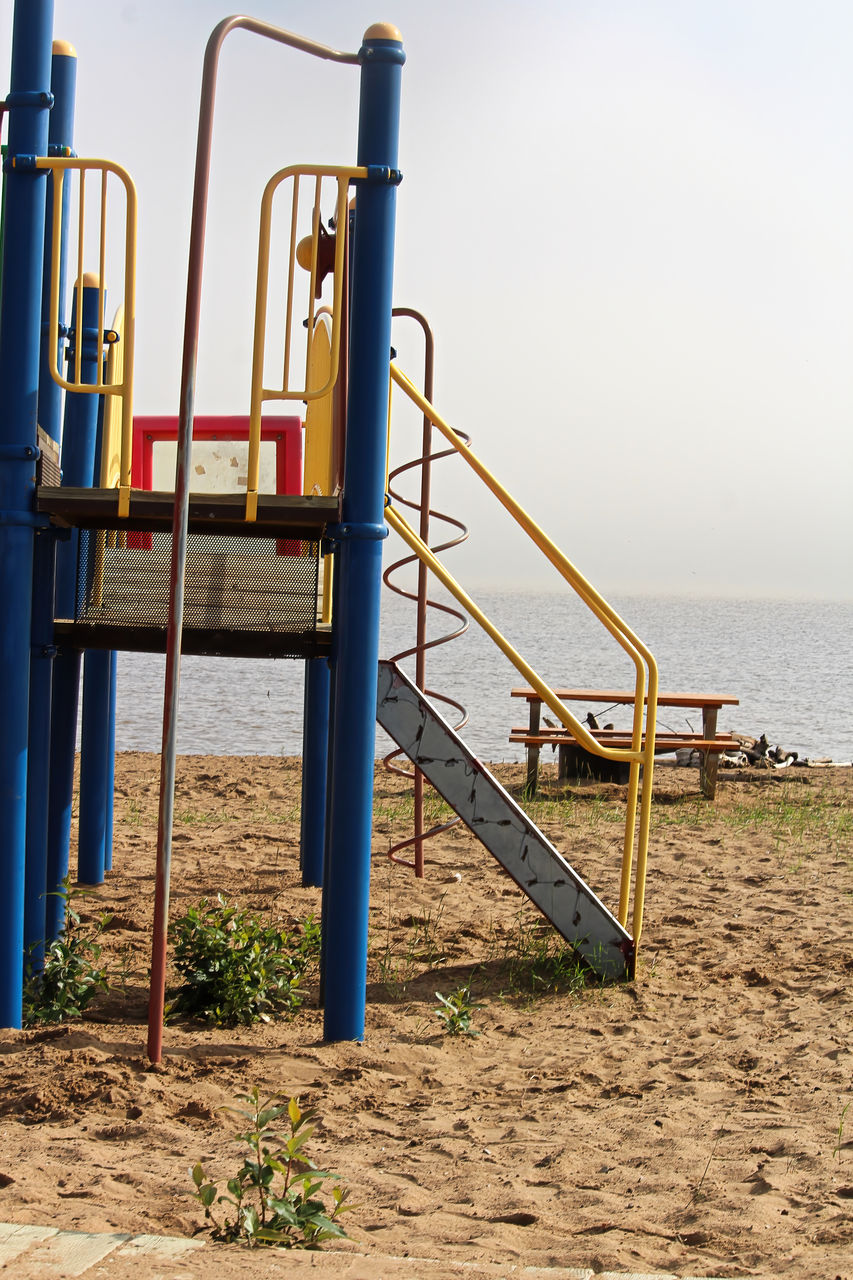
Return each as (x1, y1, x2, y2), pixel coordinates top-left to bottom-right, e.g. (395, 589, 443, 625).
(376, 660, 634, 980)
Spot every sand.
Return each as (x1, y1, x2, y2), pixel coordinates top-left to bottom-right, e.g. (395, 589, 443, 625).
(0, 753, 851, 1279)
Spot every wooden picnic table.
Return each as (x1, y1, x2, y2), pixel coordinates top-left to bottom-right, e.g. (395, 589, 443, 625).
(510, 686, 740, 799)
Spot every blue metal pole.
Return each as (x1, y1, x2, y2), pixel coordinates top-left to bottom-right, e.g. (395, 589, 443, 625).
(104, 649, 117, 872)
(0, 0, 55, 1027)
(78, 649, 110, 884)
(318, 556, 341, 1006)
(322, 24, 404, 1042)
(45, 276, 101, 938)
(37, 40, 75, 446)
(300, 656, 331, 887)
(78, 389, 110, 885)
(25, 37, 77, 962)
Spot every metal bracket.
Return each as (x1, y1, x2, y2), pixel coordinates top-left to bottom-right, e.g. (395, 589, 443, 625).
(0, 509, 52, 529)
(41, 319, 70, 339)
(353, 165, 403, 186)
(3, 153, 45, 174)
(3, 90, 54, 110)
(327, 521, 389, 542)
(0, 443, 40, 462)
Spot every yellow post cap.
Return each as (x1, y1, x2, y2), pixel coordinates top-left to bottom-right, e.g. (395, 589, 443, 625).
(363, 22, 402, 42)
(52, 39, 77, 58)
(80, 271, 101, 289)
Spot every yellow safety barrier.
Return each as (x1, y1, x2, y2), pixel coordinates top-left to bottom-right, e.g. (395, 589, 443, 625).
(246, 163, 365, 520)
(303, 314, 336, 622)
(386, 364, 659, 946)
(91, 305, 126, 609)
(36, 156, 137, 517)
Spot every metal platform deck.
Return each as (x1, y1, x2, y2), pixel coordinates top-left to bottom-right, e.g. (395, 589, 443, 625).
(36, 486, 340, 539)
(37, 487, 338, 659)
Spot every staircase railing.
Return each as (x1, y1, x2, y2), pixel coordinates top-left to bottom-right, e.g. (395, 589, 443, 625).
(386, 362, 659, 947)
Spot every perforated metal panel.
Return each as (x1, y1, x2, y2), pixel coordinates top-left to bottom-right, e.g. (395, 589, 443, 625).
(72, 529, 321, 638)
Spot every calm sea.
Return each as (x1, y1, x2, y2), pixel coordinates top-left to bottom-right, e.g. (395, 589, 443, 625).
(106, 592, 853, 765)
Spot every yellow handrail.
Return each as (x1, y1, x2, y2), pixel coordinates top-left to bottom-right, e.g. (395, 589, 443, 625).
(246, 163, 365, 520)
(91, 304, 126, 610)
(36, 156, 137, 517)
(386, 365, 659, 944)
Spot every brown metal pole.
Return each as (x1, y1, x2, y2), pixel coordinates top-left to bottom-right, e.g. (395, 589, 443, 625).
(147, 17, 359, 1063)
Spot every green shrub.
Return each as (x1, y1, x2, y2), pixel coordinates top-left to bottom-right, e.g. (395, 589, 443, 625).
(168, 895, 320, 1026)
(191, 1089, 352, 1248)
(23, 880, 111, 1026)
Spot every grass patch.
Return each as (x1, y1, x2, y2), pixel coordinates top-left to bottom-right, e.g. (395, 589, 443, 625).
(491, 906, 603, 1000)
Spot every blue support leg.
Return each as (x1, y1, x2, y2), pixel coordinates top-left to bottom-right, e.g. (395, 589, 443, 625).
(0, 0, 55, 1027)
(44, 651, 80, 939)
(78, 648, 111, 884)
(25, 37, 77, 962)
(300, 657, 331, 888)
(322, 25, 404, 1043)
(45, 277, 102, 935)
(105, 649, 117, 872)
(24, 530, 57, 962)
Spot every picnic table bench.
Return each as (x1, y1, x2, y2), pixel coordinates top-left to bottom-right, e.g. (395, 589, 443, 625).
(510, 687, 740, 799)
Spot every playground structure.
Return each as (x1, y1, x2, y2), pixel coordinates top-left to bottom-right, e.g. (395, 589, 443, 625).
(0, 5, 659, 1056)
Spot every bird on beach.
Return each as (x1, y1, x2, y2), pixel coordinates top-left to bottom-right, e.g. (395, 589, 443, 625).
(586, 711, 600, 730)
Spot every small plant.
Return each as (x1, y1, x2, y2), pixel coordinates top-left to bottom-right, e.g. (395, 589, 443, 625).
(409, 892, 448, 967)
(22, 879, 111, 1026)
(685, 1105, 733, 1207)
(434, 983, 482, 1036)
(192, 1089, 352, 1249)
(168, 896, 320, 1027)
(833, 1101, 850, 1160)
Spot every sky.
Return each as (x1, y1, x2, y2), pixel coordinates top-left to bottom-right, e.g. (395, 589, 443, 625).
(2, 0, 851, 599)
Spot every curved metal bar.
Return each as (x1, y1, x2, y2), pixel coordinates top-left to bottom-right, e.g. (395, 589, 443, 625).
(383, 308, 472, 874)
(148, 17, 359, 1064)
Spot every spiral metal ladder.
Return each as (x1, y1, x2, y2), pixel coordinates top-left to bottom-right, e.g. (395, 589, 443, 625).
(382, 309, 471, 876)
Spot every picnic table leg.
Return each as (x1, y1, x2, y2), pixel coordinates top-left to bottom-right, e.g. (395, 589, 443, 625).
(700, 705, 720, 800)
(525, 699, 541, 796)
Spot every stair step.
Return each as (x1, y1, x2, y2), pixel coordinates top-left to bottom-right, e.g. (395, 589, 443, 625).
(376, 660, 633, 980)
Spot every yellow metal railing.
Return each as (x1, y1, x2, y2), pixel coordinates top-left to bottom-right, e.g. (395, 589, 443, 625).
(303, 312, 336, 621)
(247, 164, 364, 520)
(37, 156, 137, 517)
(91, 305, 126, 610)
(387, 363, 659, 946)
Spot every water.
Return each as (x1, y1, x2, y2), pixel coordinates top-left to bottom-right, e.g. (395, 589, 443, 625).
(109, 592, 853, 764)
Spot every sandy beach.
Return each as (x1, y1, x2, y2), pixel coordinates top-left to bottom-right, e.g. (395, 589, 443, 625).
(0, 753, 851, 1279)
